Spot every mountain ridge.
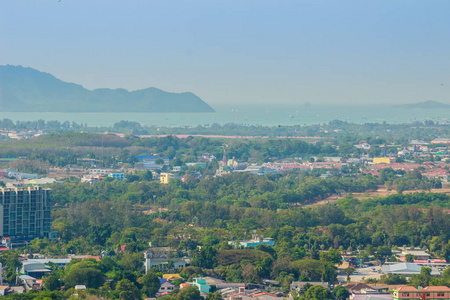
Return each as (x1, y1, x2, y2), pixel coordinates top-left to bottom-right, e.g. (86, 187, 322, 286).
(393, 100, 450, 109)
(0, 65, 215, 113)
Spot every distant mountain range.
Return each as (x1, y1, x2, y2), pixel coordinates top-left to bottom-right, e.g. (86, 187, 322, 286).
(393, 100, 450, 109)
(0, 65, 215, 113)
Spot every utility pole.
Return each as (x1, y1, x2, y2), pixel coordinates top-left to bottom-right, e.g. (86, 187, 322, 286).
(102, 134, 104, 168)
(153, 195, 156, 219)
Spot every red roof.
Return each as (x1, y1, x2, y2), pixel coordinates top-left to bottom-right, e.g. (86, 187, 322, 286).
(396, 286, 419, 292)
(422, 286, 450, 292)
(157, 292, 171, 298)
(252, 293, 277, 297)
(83, 256, 101, 261)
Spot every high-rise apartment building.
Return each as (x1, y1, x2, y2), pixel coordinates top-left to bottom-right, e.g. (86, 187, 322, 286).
(0, 187, 52, 239)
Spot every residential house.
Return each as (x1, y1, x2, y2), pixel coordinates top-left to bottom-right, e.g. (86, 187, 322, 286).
(345, 283, 389, 294)
(290, 282, 330, 294)
(158, 279, 175, 296)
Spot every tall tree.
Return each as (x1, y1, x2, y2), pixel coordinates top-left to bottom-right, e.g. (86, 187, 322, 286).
(177, 286, 201, 300)
(140, 272, 161, 297)
(304, 285, 333, 300)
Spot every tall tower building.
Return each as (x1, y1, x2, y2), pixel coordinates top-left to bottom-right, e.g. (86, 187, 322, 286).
(0, 187, 52, 239)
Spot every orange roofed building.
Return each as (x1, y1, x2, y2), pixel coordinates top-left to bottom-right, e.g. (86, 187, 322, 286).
(393, 286, 450, 300)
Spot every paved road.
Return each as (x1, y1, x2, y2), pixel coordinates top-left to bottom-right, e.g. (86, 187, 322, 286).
(337, 266, 383, 284)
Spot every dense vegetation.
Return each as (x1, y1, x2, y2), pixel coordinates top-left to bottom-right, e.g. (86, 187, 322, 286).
(0, 128, 450, 300)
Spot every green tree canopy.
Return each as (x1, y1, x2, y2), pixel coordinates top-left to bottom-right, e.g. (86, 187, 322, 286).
(304, 285, 334, 300)
(177, 286, 201, 300)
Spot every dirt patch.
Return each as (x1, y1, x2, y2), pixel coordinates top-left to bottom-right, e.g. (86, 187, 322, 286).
(306, 188, 450, 206)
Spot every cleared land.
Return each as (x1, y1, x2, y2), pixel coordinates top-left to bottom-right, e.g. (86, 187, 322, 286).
(307, 187, 450, 207)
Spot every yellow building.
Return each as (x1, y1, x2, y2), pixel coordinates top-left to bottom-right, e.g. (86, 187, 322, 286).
(160, 173, 172, 184)
(373, 157, 391, 164)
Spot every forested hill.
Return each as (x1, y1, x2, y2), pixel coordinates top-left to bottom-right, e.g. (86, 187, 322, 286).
(0, 65, 215, 113)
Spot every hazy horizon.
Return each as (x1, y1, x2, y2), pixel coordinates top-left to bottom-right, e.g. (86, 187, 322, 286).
(1, 0, 449, 106)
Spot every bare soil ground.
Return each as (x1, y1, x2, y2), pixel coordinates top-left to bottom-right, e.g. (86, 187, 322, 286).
(307, 187, 450, 206)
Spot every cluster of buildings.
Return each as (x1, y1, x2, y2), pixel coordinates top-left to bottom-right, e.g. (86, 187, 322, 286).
(80, 168, 125, 184)
(0, 129, 45, 140)
(161, 276, 288, 300)
(228, 232, 275, 248)
(0, 169, 57, 189)
(0, 254, 103, 295)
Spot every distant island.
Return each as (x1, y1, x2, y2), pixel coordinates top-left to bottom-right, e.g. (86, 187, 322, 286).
(0, 65, 215, 113)
(393, 100, 450, 109)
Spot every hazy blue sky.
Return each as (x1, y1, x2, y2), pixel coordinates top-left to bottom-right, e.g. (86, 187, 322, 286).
(1, 0, 449, 105)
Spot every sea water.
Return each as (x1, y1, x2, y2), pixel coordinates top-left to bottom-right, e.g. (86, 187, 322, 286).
(0, 104, 448, 127)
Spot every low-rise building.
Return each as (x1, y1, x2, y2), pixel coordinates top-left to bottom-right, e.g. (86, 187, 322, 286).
(20, 261, 51, 279)
(399, 247, 431, 261)
(291, 282, 330, 294)
(382, 263, 440, 276)
(143, 251, 191, 273)
(392, 286, 450, 300)
(235, 166, 277, 176)
(160, 173, 173, 184)
(229, 238, 275, 248)
(229, 232, 274, 248)
(345, 283, 389, 294)
(193, 277, 210, 294)
(108, 173, 125, 180)
(373, 157, 391, 164)
(158, 279, 175, 295)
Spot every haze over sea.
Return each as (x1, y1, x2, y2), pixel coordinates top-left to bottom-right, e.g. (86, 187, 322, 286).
(1, 104, 449, 128)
